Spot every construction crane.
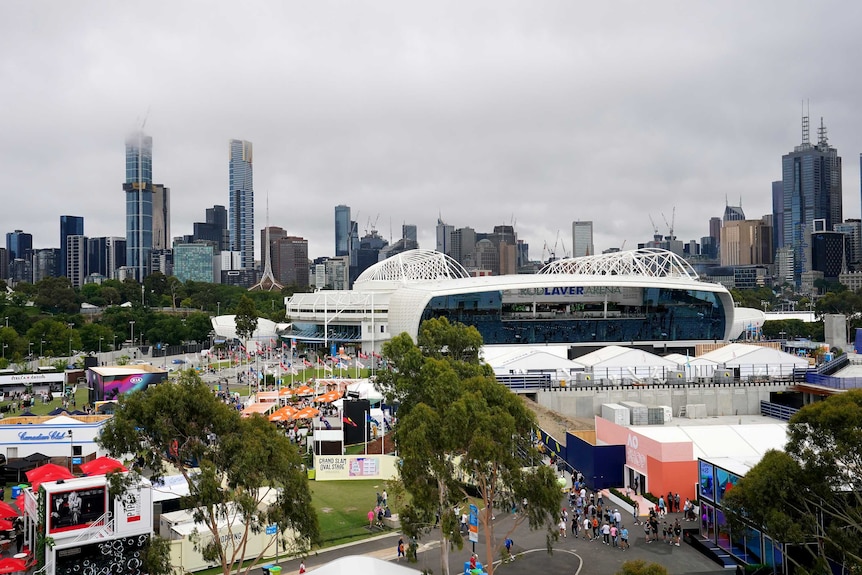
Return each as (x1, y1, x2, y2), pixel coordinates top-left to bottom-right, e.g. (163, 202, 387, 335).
(648, 215, 662, 242)
(662, 207, 676, 240)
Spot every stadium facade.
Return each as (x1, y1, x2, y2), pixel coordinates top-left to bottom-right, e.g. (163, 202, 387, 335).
(284, 248, 761, 356)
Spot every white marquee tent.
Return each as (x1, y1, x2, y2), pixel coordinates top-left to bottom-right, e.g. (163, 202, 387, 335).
(698, 343, 809, 378)
(576, 345, 679, 382)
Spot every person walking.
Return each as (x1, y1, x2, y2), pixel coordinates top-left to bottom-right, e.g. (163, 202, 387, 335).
(583, 516, 592, 541)
(601, 521, 611, 545)
(559, 517, 567, 538)
(658, 495, 666, 518)
(620, 525, 629, 550)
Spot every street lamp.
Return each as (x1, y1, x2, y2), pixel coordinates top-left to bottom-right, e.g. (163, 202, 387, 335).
(68, 323, 74, 360)
(68, 429, 74, 471)
(112, 334, 117, 364)
(217, 301, 221, 317)
(1, 344, 6, 360)
(130, 321, 136, 349)
(98, 336, 103, 362)
(40, 339, 46, 359)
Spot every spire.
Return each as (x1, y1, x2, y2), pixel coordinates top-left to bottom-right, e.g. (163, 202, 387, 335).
(249, 192, 283, 292)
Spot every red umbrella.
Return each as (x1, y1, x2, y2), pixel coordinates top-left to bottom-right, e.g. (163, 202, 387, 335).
(0, 519, 12, 531)
(0, 501, 18, 519)
(0, 557, 28, 574)
(79, 456, 127, 476)
(25, 463, 74, 491)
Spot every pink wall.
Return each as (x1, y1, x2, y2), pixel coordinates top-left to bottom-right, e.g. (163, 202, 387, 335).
(594, 416, 696, 498)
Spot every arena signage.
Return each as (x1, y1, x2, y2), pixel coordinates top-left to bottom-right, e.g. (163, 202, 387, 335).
(502, 286, 642, 305)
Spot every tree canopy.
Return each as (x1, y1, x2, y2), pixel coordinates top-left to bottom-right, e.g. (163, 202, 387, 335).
(97, 371, 319, 575)
(723, 389, 862, 572)
(378, 318, 560, 575)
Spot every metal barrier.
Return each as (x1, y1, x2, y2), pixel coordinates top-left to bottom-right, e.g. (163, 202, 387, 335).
(495, 373, 552, 390)
(759, 400, 799, 421)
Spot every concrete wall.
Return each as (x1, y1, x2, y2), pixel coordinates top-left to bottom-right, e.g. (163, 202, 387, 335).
(536, 382, 787, 419)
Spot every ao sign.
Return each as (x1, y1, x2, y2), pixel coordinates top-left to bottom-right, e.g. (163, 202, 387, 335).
(625, 434, 647, 471)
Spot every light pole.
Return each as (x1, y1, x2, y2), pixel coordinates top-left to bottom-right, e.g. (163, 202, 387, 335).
(68, 323, 74, 360)
(40, 339, 46, 360)
(28, 342, 33, 367)
(130, 321, 136, 351)
(68, 429, 74, 471)
(112, 334, 117, 364)
(217, 301, 221, 317)
(98, 336, 103, 364)
(1, 344, 6, 360)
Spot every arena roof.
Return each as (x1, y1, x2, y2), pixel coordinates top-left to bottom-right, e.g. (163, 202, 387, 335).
(540, 248, 699, 280)
(354, 249, 470, 286)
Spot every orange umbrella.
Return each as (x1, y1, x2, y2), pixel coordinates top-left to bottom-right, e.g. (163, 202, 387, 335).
(314, 390, 343, 403)
(278, 387, 295, 397)
(294, 385, 314, 396)
(268, 405, 297, 422)
(291, 406, 320, 420)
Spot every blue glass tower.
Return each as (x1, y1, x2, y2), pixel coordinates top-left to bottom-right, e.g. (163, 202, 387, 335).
(60, 215, 84, 278)
(229, 139, 254, 270)
(124, 131, 154, 281)
(335, 205, 351, 257)
(782, 116, 842, 287)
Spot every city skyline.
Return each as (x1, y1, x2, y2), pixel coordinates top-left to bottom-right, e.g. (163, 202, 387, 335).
(3, 2, 862, 263)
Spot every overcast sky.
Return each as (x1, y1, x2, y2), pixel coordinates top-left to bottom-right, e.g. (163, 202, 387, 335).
(2, 1, 861, 264)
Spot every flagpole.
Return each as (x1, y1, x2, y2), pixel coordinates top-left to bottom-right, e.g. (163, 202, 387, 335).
(364, 408, 368, 456)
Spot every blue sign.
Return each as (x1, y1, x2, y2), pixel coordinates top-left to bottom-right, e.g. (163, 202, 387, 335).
(265, 524, 277, 535)
(468, 504, 479, 543)
(72, 457, 82, 465)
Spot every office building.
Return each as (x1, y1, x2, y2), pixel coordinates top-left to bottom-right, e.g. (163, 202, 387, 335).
(834, 220, 862, 267)
(152, 184, 171, 251)
(272, 235, 309, 288)
(174, 242, 215, 283)
(335, 205, 351, 257)
(6, 229, 32, 262)
(32, 248, 60, 283)
(782, 115, 843, 287)
(261, 226, 288, 272)
(229, 139, 254, 270)
(572, 221, 594, 258)
(59, 215, 84, 278)
(402, 224, 417, 244)
(193, 205, 229, 251)
(436, 216, 454, 255)
(720, 218, 773, 267)
(124, 130, 154, 281)
(0, 248, 7, 280)
(771, 181, 784, 255)
(66, 235, 88, 288)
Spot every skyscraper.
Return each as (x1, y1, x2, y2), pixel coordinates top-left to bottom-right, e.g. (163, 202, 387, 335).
(782, 115, 843, 287)
(436, 216, 454, 255)
(124, 131, 154, 281)
(335, 205, 351, 257)
(152, 184, 171, 251)
(66, 235, 88, 288)
(571, 221, 594, 258)
(6, 229, 33, 262)
(229, 139, 254, 270)
(59, 215, 84, 278)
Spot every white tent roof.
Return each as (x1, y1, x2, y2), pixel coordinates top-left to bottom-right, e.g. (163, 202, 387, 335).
(311, 556, 421, 575)
(699, 343, 808, 368)
(634, 418, 788, 462)
(664, 353, 718, 367)
(43, 415, 86, 426)
(576, 345, 678, 369)
(487, 349, 584, 373)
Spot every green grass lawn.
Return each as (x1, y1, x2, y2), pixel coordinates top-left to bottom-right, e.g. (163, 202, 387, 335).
(310, 479, 392, 546)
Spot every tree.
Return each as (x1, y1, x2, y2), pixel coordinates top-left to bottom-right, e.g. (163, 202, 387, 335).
(97, 371, 319, 575)
(379, 318, 560, 575)
(234, 295, 259, 352)
(724, 389, 862, 572)
(33, 276, 79, 314)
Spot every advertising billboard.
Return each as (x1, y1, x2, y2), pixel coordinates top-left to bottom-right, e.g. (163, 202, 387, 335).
(49, 486, 108, 534)
(86, 368, 167, 402)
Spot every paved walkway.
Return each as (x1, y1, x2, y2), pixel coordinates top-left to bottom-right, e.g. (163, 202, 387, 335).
(250, 496, 725, 575)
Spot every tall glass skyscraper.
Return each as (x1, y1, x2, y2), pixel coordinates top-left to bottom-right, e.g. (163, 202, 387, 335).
(124, 131, 154, 281)
(335, 204, 351, 257)
(59, 215, 84, 278)
(782, 116, 842, 287)
(229, 139, 254, 270)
